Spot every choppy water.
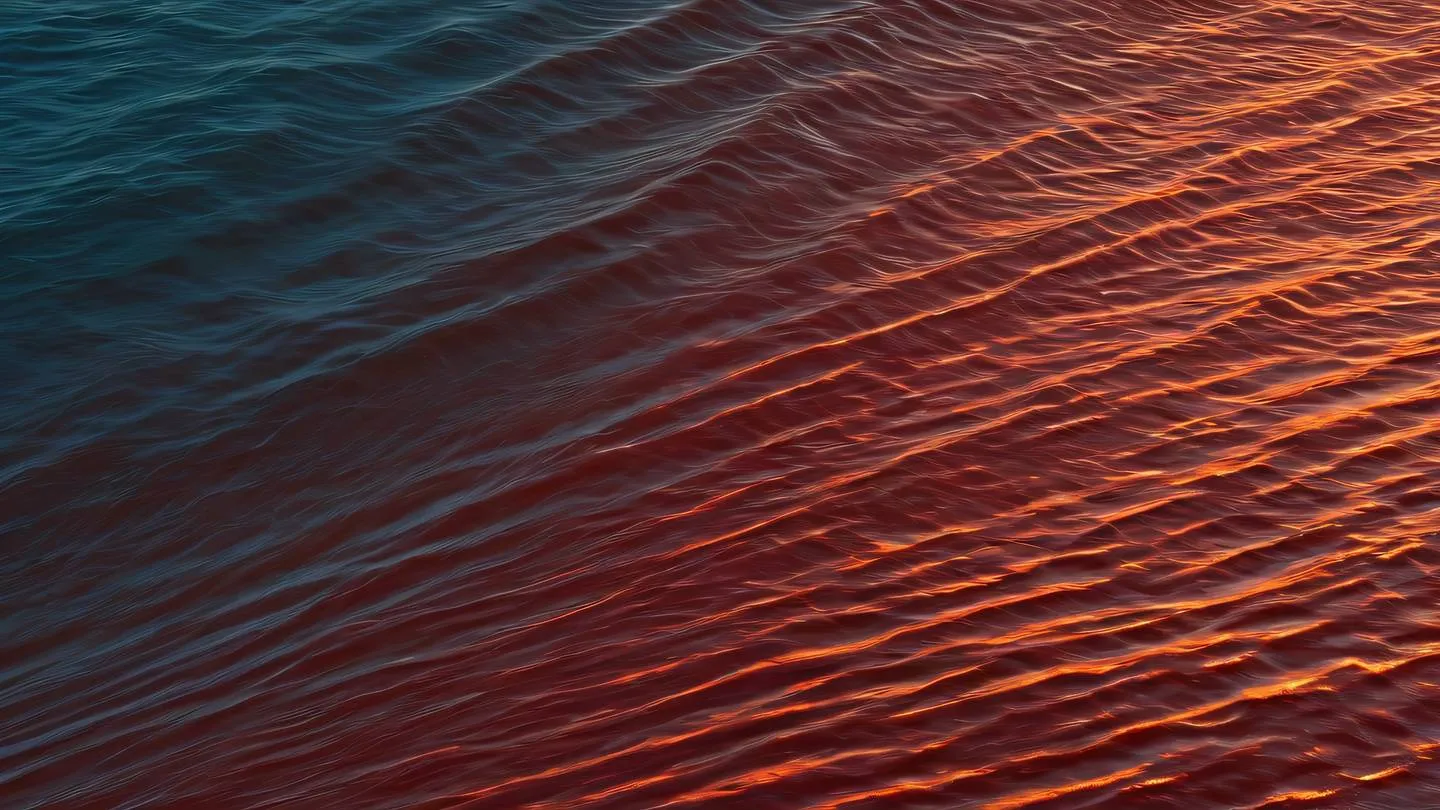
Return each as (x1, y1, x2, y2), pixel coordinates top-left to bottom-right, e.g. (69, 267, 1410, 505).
(4, 0, 1440, 807)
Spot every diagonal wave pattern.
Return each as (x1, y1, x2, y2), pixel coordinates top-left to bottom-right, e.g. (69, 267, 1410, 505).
(3, 0, 1440, 808)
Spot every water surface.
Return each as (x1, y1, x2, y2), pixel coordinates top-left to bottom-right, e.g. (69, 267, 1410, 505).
(4, 0, 1440, 807)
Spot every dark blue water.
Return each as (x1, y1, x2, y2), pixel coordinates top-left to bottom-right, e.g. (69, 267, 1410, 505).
(4, 0, 719, 448)
(7, 1, 1440, 808)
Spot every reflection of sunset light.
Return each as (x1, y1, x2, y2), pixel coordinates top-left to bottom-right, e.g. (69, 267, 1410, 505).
(13, 0, 1440, 808)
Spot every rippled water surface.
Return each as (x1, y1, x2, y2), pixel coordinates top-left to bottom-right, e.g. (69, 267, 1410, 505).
(5, 0, 1440, 807)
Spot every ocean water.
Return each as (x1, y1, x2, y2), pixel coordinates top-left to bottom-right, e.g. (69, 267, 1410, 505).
(4, 0, 1440, 807)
